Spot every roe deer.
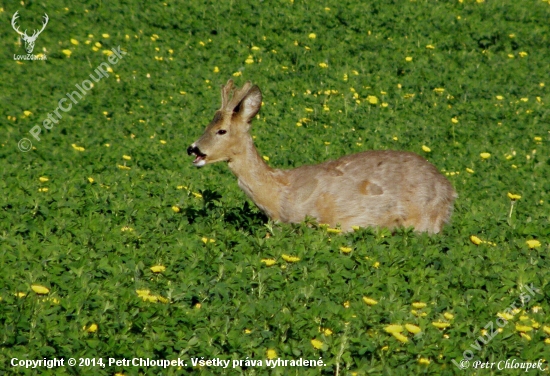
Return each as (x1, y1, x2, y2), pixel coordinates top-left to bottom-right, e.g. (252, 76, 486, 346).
(187, 79, 457, 233)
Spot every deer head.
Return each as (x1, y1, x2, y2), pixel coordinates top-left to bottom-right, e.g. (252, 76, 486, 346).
(187, 79, 263, 167)
(11, 11, 49, 54)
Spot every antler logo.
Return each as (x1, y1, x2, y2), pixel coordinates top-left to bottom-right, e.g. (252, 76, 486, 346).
(11, 11, 49, 54)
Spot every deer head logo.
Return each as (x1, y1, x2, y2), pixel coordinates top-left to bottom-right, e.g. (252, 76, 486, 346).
(11, 11, 49, 54)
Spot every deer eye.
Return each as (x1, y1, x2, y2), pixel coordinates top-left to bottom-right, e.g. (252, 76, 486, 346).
(216, 129, 227, 135)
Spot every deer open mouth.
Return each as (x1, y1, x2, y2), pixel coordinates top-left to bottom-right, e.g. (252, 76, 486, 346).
(187, 145, 207, 167)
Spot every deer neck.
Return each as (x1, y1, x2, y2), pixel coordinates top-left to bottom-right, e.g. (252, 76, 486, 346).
(227, 135, 286, 220)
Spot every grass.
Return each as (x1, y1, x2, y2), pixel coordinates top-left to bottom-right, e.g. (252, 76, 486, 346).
(1, 0, 549, 374)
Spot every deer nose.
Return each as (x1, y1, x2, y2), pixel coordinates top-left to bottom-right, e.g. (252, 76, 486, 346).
(187, 145, 201, 155)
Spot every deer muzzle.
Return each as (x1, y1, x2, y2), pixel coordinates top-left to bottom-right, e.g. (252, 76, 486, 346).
(187, 145, 207, 167)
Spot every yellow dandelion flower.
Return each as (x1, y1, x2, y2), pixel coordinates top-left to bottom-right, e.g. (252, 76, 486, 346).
(23, 110, 33, 117)
(141, 294, 158, 303)
(103, 50, 113, 56)
(470, 235, 482, 245)
(233, 71, 242, 77)
(367, 95, 378, 104)
(192, 192, 203, 198)
(309, 33, 316, 39)
(117, 165, 131, 170)
(171, 206, 180, 213)
(422, 145, 431, 153)
(373, 261, 380, 268)
(433, 88, 445, 93)
(508, 54, 515, 58)
(323, 328, 333, 336)
(526, 240, 541, 249)
(245, 56, 254, 64)
(534, 136, 542, 141)
(405, 324, 421, 334)
(122, 155, 131, 160)
(497, 312, 515, 321)
(102, 33, 110, 38)
(262, 155, 269, 161)
(62, 49, 72, 57)
(160, 140, 167, 144)
(38, 188, 49, 192)
(31, 285, 50, 295)
(261, 259, 276, 266)
(412, 302, 427, 309)
(282, 254, 300, 263)
(521, 97, 529, 102)
(87, 177, 94, 183)
(515, 324, 533, 332)
(480, 152, 491, 159)
(318, 62, 328, 68)
(362, 297, 378, 306)
(85, 324, 98, 333)
(311, 339, 324, 349)
(326, 228, 341, 234)
(451, 117, 459, 124)
(16, 292, 27, 298)
(135, 290, 150, 298)
(244, 329, 252, 334)
(405, 56, 413, 62)
(496, 95, 504, 100)
(392, 332, 409, 343)
(426, 45, 435, 49)
(432, 322, 451, 329)
(340, 246, 352, 253)
(418, 358, 431, 365)
(542, 326, 550, 335)
(201, 237, 208, 244)
(520, 332, 532, 341)
(214, 66, 219, 73)
(150, 265, 166, 273)
(39, 176, 49, 182)
(71, 144, 85, 151)
(121, 226, 134, 232)
(266, 349, 277, 359)
(343, 301, 350, 308)
(444, 312, 455, 320)
(507, 192, 521, 200)
(384, 324, 404, 333)
(519, 52, 528, 57)
(70, 38, 79, 45)
(251, 46, 260, 51)
(466, 168, 474, 173)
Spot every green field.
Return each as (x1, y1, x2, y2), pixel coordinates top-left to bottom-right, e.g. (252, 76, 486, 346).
(1, 0, 550, 374)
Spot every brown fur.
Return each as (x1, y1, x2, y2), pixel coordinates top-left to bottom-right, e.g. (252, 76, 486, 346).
(189, 80, 457, 233)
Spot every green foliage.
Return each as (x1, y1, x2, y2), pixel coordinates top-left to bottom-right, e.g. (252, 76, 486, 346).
(1, 0, 549, 374)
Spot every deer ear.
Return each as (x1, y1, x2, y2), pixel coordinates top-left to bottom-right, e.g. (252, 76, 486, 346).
(235, 86, 262, 123)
